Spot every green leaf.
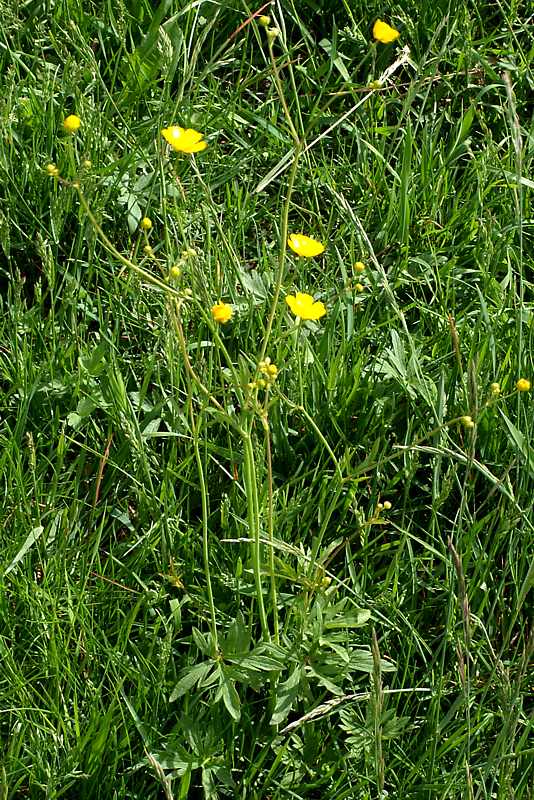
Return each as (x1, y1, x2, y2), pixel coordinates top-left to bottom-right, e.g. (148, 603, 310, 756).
(234, 654, 284, 672)
(5, 526, 45, 576)
(80, 342, 108, 377)
(223, 612, 250, 657)
(217, 666, 241, 721)
(319, 38, 351, 82)
(350, 649, 396, 673)
(67, 396, 99, 428)
(192, 627, 211, 656)
(498, 408, 534, 479)
(324, 609, 371, 629)
(236, 268, 269, 302)
(170, 661, 213, 702)
(270, 667, 301, 726)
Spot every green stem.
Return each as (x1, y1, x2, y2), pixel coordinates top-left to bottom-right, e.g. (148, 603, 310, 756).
(262, 411, 279, 644)
(259, 142, 302, 365)
(190, 399, 219, 656)
(257, 31, 303, 366)
(243, 429, 270, 642)
(296, 322, 304, 407)
(75, 185, 182, 299)
(279, 392, 343, 481)
(267, 38, 301, 146)
(371, 628, 385, 797)
(168, 302, 243, 436)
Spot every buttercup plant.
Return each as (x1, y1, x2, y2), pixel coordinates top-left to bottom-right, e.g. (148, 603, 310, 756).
(64, 15, 340, 656)
(59, 11, 499, 737)
(46, 12, 422, 668)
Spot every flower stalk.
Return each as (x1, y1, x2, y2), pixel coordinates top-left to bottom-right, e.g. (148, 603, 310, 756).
(243, 428, 270, 642)
(191, 398, 219, 656)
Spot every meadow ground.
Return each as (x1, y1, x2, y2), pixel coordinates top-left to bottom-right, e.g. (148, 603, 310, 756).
(0, 1, 533, 798)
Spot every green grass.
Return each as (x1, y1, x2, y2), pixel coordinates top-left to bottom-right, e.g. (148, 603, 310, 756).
(1, 1, 533, 798)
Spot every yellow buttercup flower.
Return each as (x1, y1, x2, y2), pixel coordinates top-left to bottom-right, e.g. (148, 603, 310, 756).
(140, 217, 152, 231)
(161, 126, 207, 153)
(285, 292, 326, 321)
(516, 378, 531, 392)
(288, 233, 325, 258)
(211, 301, 233, 324)
(373, 19, 400, 44)
(63, 114, 81, 133)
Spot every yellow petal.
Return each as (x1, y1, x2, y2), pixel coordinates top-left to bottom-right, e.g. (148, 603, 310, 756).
(181, 128, 204, 145)
(286, 292, 326, 320)
(287, 233, 325, 258)
(373, 19, 400, 44)
(285, 295, 299, 314)
(306, 301, 326, 320)
(161, 126, 207, 153)
(183, 140, 208, 153)
(161, 126, 181, 146)
(211, 302, 233, 324)
(63, 114, 81, 133)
